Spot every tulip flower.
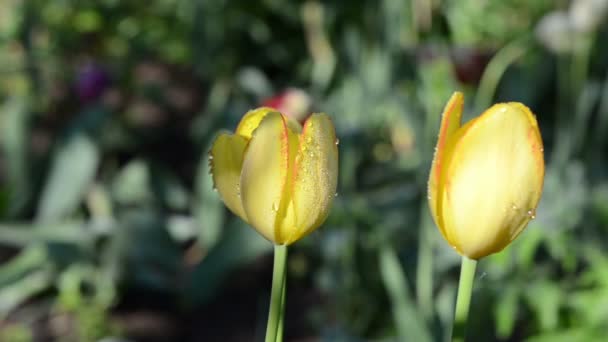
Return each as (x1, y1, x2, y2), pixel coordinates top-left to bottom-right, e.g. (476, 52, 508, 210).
(209, 107, 338, 342)
(210, 106, 338, 244)
(428, 92, 544, 341)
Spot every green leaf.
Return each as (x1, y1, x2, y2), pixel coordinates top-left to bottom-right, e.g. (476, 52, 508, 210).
(0, 269, 53, 317)
(36, 134, 99, 222)
(516, 227, 544, 271)
(182, 219, 271, 306)
(525, 281, 562, 331)
(150, 167, 190, 211)
(1, 97, 30, 215)
(527, 328, 607, 342)
(120, 209, 182, 291)
(0, 245, 47, 287)
(379, 244, 432, 342)
(111, 159, 153, 206)
(0, 221, 90, 247)
(495, 285, 519, 338)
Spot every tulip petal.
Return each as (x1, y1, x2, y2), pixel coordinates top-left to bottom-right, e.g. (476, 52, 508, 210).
(236, 107, 278, 139)
(236, 107, 302, 140)
(285, 113, 338, 245)
(240, 112, 299, 243)
(428, 92, 464, 241)
(441, 103, 544, 259)
(209, 133, 248, 221)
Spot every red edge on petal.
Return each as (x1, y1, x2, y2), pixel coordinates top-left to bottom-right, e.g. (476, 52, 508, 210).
(279, 113, 290, 172)
(285, 114, 312, 239)
(528, 127, 545, 180)
(432, 93, 464, 250)
(506, 102, 545, 196)
(525, 113, 546, 200)
(434, 94, 464, 184)
(273, 112, 293, 243)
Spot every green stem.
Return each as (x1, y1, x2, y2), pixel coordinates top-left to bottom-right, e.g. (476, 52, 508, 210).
(265, 244, 288, 342)
(451, 256, 477, 342)
(473, 36, 529, 113)
(276, 276, 287, 341)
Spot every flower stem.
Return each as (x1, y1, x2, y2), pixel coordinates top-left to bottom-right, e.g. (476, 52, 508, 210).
(276, 277, 287, 341)
(473, 36, 529, 113)
(265, 244, 288, 342)
(452, 256, 477, 342)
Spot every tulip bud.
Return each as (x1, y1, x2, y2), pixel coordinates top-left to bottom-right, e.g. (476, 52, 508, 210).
(210, 107, 339, 245)
(428, 92, 545, 259)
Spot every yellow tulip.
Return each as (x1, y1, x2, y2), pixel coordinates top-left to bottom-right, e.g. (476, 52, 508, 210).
(209, 107, 339, 245)
(428, 92, 545, 260)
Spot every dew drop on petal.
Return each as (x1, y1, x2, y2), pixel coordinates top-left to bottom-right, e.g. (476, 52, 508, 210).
(334, 192, 338, 197)
(527, 209, 536, 219)
(272, 202, 279, 213)
(335, 138, 340, 146)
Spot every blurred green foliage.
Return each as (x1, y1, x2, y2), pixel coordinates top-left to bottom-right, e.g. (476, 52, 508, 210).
(1, 0, 608, 341)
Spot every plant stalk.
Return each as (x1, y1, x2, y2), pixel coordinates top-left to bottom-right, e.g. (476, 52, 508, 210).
(265, 244, 288, 342)
(451, 256, 477, 342)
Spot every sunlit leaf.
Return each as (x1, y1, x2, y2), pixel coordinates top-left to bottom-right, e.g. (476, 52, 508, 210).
(37, 134, 99, 222)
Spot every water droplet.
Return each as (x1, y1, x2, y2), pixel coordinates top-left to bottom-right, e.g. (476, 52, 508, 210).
(511, 204, 518, 210)
(500, 107, 507, 113)
(539, 147, 544, 152)
(212, 187, 218, 192)
(272, 203, 279, 212)
(208, 154, 214, 160)
(427, 194, 432, 200)
(335, 138, 340, 145)
(527, 209, 536, 219)
(334, 192, 338, 197)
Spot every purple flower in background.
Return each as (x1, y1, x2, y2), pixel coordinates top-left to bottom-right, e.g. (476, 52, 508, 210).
(76, 62, 110, 103)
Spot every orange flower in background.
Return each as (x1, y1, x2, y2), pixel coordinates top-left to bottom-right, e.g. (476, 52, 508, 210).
(428, 92, 545, 260)
(210, 107, 339, 245)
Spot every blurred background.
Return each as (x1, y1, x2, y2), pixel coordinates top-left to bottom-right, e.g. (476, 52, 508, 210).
(1, 0, 608, 341)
